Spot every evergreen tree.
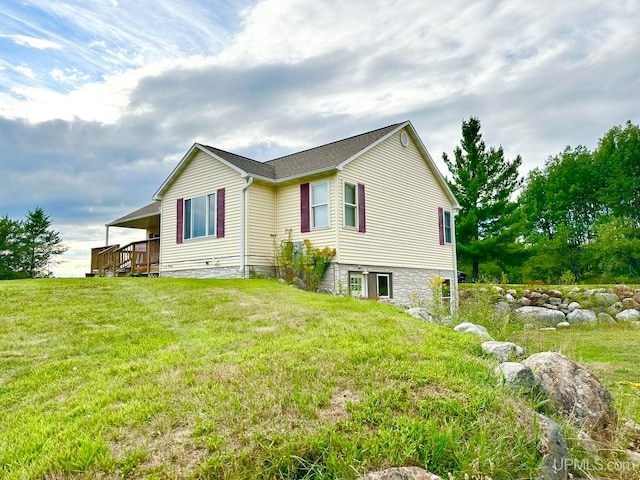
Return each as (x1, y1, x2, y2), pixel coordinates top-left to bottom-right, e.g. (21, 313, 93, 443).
(443, 117, 523, 282)
(0, 215, 24, 279)
(18, 207, 67, 278)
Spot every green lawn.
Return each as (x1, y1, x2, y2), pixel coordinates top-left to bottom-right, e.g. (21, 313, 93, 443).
(510, 323, 640, 425)
(0, 278, 541, 479)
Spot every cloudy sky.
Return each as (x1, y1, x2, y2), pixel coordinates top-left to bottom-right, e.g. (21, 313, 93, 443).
(1, 0, 638, 277)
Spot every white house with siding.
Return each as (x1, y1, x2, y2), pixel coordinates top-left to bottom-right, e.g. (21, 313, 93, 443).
(94, 121, 460, 305)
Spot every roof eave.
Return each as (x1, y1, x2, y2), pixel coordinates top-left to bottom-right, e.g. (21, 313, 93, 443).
(106, 209, 160, 227)
(405, 122, 461, 209)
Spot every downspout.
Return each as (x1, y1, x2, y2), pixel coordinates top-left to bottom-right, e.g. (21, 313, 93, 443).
(238, 176, 254, 277)
(105, 225, 110, 246)
(451, 208, 460, 313)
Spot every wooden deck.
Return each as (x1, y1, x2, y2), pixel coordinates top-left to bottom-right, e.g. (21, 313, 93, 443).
(90, 238, 160, 277)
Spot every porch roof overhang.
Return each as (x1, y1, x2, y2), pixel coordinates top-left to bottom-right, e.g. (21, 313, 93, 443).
(106, 201, 160, 230)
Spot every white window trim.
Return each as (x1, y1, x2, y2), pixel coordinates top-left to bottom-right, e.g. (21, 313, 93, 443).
(311, 180, 330, 229)
(343, 181, 358, 228)
(184, 192, 216, 240)
(444, 210, 452, 244)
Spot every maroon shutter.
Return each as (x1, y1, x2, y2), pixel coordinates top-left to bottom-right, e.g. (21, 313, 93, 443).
(438, 207, 444, 245)
(216, 188, 225, 238)
(176, 198, 184, 244)
(358, 183, 366, 233)
(300, 183, 310, 233)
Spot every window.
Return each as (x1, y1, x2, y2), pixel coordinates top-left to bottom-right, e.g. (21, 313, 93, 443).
(344, 182, 357, 227)
(376, 273, 391, 298)
(444, 211, 452, 244)
(438, 207, 452, 245)
(311, 181, 329, 228)
(349, 272, 364, 297)
(184, 193, 216, 240)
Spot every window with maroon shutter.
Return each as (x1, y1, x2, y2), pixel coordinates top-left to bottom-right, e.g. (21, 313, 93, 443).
(438, 207, 444, 245)
(176, 198, 184, 244)
(300, 183, 310, 233)
(358, 183, 366, 233)
(216, 188, 225, 238)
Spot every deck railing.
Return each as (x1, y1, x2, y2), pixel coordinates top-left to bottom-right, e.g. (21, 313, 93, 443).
(90, 238, 160, 276)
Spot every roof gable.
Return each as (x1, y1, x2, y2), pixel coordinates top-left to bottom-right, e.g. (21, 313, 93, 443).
(152, 122, 459, 209)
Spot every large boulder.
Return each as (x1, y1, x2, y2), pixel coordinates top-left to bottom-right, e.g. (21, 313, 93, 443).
(523, 352, 615, 438)
(495, 362, 538, 393)
(406, 308, 434, 323)
(567, 301, 581, 312)
(482, 341, 525, 361)
(566, 308, 597, 324)
(358, 467, 442, 480)
(516, 306, 566, 325)
(594, 292, 619, 306)
(616, 309, 640, 321)
(536, 414, 568, 480)
(453, 322, 492, 338)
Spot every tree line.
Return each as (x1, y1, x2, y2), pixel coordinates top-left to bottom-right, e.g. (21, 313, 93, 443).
(0, 207, 66, 279)
(445, 118, 640, 284)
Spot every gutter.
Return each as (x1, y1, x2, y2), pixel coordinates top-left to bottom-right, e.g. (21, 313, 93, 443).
(451, 208, 460, 313)
(238, 176, 254, 276)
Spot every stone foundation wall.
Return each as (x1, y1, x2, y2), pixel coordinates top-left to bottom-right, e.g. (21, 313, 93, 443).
(160, 264, 275, 279)
(331, 263, 457, 307)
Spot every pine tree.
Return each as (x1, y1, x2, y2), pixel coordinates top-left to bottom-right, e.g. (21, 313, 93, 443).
(19, 207, 67, 278)
(443, 117, 523, 282)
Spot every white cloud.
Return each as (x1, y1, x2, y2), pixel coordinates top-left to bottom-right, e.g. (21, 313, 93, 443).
(51, 67, 91, 84)
(14, 65, 36, 78)
(1, 33, 62, 50)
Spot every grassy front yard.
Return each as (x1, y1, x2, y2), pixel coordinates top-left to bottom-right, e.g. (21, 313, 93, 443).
(0, 278, 541, 479)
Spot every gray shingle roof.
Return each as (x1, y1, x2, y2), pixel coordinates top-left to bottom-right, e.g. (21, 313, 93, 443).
(197, 145, 276, 179)
(107, 201, 161, 226)
(265, 122, 404, 180)
(199, 122, 404, 181)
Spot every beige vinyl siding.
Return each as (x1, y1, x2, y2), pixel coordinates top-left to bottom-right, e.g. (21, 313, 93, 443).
(337, 129, 455, 270)
(246, 181, 276, 266)
(160, 150, 245, 271)
(274, 175, 336, 249)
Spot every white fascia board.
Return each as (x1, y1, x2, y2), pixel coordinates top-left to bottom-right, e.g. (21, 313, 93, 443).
(273, 166, 338, 184)
(152, 144, 249, 200)
(405, 122, 462, 211)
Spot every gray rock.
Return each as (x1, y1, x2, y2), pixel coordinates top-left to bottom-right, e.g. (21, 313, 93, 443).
(516, 306, 566, 325)
(482, 341, 525, 361)
(616, 309, 640, 321)
(547, 289, 563, 298)
(566, 308, 597, 324)
(597, 312, 616, 324)
(358, 467, 442, 480)
(406, 307, 434, 323)
(504, 293, 515, 302)
(523, 352, 616, 438)
(557, 322, 571, 328)
(293, 277, 307, 290)
(536, 414, 568, 480)
(495, 362, 538, 393)
(567, 301, 581, 312)
(606, 302, 625, 316)
(518, 297, 532, 307)
(547, 297, 562, 306)
(453, 322, 492, 338)
(507, 289, 517, 296)
(494, 301, 511, 317)
(594, 292, 619, 306)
